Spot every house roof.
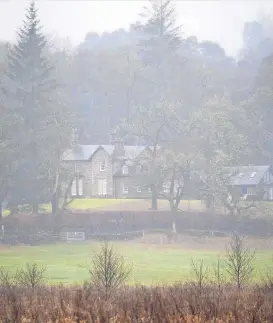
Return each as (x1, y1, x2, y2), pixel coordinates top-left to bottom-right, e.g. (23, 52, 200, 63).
(124, 145, 147, 159)
(101, 145, 115, 155)
(62, 144, 147, 161)
(223, 165, 270, 186)
(62, 145, 100, 161)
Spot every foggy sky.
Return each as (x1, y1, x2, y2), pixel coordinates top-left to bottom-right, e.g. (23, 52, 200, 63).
(0, 1, 273, 56)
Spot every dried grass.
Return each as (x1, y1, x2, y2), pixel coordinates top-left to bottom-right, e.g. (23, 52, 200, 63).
(0, 283, 273, 322)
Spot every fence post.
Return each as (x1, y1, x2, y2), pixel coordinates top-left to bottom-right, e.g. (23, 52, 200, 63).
(1, 225, 4, 240)
(142, 230, 145, 240)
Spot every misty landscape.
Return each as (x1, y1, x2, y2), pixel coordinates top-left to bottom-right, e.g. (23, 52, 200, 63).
(2, 0, 273, 322)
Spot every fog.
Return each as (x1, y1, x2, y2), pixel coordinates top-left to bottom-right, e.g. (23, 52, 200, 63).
(1, 1, 273, 56)
(1, 2, 273, 316)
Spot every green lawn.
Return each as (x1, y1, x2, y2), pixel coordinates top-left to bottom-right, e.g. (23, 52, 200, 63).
(0, 242, 271, 285)
(3, 199, 207, 215)
(38, 199, 203, 213)
(4, 199, 273, 216)
(69, 198, 137, 210)
(28, 199, 139, 213)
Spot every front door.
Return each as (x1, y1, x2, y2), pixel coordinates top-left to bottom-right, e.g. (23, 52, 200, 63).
(97, 179, 107, 196)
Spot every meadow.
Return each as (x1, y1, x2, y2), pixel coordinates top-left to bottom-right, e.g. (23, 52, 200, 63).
(0, 239, 272, 285)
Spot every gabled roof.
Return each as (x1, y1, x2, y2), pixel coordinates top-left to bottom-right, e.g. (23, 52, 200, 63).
(101, 145, 115, 155)
(62, 144, 147, 161)
(223, 165, 270, 186)
(62, 145, 100, 161)
(124, 145, 147, 159)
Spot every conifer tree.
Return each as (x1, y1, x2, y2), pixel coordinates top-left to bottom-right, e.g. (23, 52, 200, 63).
(3, 1, 59, 213)
(136, 0, 181, 64)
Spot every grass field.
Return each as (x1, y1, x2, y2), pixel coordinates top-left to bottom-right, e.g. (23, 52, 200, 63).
(4, 198, 273, 217)
(0, 241, 272, 285)
(37, 198, 204, 213)
(3, 199, 205, 216)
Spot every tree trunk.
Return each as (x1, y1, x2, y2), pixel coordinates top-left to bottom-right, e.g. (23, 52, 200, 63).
(32, 202, 39, 214)
(151, 187, 158, 210)
(169, 192, 180, 234)
(51, 192, 58, 217)
(51, 168, 61, 217)
(170, 206, 177, 234)
(172, 218, 177, 233)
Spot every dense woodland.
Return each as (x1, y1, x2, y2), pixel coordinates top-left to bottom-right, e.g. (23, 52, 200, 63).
(1, 0, 273, 216)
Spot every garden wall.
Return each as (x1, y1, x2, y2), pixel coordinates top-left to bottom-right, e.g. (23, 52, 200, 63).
(1, 210, 273, 243)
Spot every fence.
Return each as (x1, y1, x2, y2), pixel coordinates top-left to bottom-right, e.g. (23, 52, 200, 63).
(0, 227, 233, 245)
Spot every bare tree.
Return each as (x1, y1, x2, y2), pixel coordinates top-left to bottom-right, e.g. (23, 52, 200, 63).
(118, 101, 171, 210)
(0, 267, 17, 290)
(190, 259, 209, 291)
(212, 255, 226, 292)
(88, 242, 131, 298)
(225, 234, 255, 289)
(17, 263, 47, 290)
(0, 267, 20, 322)
(200, 164, 258, 215)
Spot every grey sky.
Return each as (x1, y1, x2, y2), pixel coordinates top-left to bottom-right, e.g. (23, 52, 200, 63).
(0, 1, 273, 56)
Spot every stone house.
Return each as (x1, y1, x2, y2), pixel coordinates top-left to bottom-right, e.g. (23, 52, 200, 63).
(62, 140, 153, 198)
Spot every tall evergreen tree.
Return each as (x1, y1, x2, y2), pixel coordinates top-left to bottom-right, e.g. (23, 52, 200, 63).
(2, 1, 59, 212)
(136, 0, 181, 64)
(134, 0, 183, 112)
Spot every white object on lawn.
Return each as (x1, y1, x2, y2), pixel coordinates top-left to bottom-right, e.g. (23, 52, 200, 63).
(66, 231, 85, 241)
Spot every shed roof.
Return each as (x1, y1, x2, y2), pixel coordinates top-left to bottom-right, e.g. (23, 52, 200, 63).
(223, 165, 270, 186)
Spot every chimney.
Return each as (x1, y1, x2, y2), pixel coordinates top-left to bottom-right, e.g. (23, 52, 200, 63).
(71, 128, 79, 147)
(110, 130, 124, 158)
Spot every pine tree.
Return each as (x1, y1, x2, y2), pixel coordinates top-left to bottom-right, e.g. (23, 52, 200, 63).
(135, 0, 182, 109)
(136, 0, 181, 64)
(3, 1, 58, 212)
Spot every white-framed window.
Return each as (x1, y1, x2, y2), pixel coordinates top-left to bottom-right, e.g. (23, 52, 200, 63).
(100, 161, 106, 171)
(74, 163, 80, 173)
(133, 148, 137, 158)
(137, 186, 142, 193)
(163, 184, 168, 193)
(148, 187, 151, 192)
(98, 179, 107, 195)
(71, 178, 84, 196)
(71, 179, 77, 196)
(247, 187, 256, 195)
(122, 165, 129, 175)
(123, 184, 129, 194)
(78, 178, 83, 196)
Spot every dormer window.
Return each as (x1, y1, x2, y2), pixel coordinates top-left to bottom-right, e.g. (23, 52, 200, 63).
(122, 165, 129, 175)
(100, 161, 106, 172)
(250, 172, 256, 178)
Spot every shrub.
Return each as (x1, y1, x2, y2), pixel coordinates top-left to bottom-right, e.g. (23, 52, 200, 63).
(17, 262, 47, 290)
(87, 241, 131, 298)
(225, 234, 255, 288)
